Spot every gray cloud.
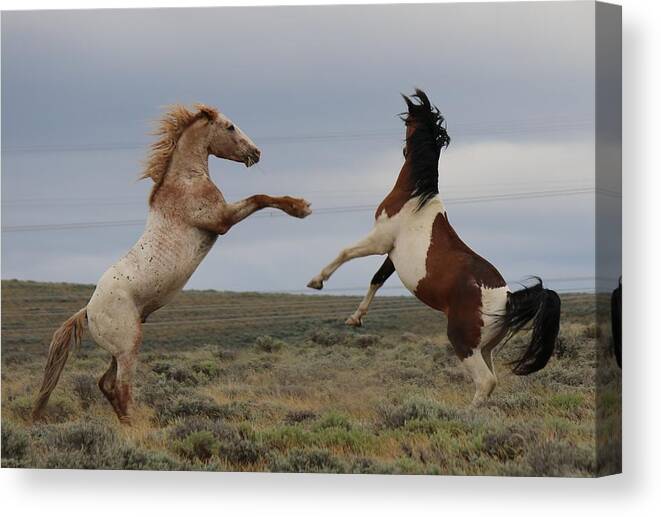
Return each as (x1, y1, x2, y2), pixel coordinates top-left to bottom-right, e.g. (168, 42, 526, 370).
(2, 2, 613, 294)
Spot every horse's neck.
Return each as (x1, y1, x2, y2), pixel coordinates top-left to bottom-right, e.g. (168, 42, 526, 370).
(392, 160, 415, 194)
(169, 141, 210, 180)
(377, 161, 417, 218)
(156, 141, 226, 207)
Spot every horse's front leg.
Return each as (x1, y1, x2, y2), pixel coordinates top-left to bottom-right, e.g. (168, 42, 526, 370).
(307, 227, 393, 290)
(223, 194, 311, 229)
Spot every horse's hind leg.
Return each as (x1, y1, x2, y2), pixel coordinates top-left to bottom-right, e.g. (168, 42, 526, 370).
(98, 351, 138, 424)
(463, 351, 497, 406)
(98, 357, 121, 416)
(88, 297, 142, 424)
(448, 315, 496, 407)
(114, 348, 139, 424)
(346, 257, 395, 327)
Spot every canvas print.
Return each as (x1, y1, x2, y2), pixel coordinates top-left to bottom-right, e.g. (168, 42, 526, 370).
(1, 1, 621, 476)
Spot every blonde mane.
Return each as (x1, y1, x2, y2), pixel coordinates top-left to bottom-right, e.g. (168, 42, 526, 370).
(140, 103, 218, 203)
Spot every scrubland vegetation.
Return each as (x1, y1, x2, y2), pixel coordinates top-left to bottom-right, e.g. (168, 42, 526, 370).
(1, 280, 620, 476)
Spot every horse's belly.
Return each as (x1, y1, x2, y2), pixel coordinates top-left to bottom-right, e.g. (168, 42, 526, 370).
(107, 227, 216, 310)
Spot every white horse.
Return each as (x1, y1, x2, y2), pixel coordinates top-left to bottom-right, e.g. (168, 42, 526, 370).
(33, 104, 311, 424)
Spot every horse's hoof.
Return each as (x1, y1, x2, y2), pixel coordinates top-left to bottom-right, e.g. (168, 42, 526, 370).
(299, 202, 312, 218)
(307, 278, 323, 290)
(345, 315, 362, 327)
(289, 198, 312, 218)
(118, 415, 133, 426)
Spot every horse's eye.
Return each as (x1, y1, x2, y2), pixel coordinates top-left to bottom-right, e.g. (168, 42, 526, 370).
(227, 124, 235, 132)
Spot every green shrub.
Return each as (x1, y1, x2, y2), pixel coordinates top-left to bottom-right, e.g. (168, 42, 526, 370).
(527, 441, 595, 476)
(261, 425, 312, 451)
(28, 419, 132, 470)
(349, 457, 397, 475)
(313, 427, 376, 454)
(255, 335, 284, 353)
(10, 394, 75, 423)
(157, 395, 253, 425)
(120, 447, 185, 471)
(312, 411, 353, 431)
(191, 360, 221, 379)
(1, 422, 30, 466)
(71, 374, 99, 409)
(481, 427, 528, 461)
(536, 363, 589, 388)
(284, 409, 317, 424)
(269, 448, 346, 473)
(350, 334, 380, 348)
(168, 416, 265, 467)
(155, 394, 228, 424)
(309, 329, 344, 347)
(46, 419, 119, 455)
(218, 438, 266, 467)
(175, 431, 220, 462)
(493, 391, 541, 412)
(169, 416, 237, 442)
(139, 375, 191, 409)
(378, 399, 458, 429)
(151, 361, 199, 386)
(548, 393, 584, 414)
(213, 347, 237, 361)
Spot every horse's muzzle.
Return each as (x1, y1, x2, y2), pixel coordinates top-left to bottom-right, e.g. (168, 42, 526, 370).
(244, 149, 261, 167)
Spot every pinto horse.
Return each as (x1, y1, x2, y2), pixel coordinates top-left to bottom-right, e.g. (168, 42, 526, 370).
(308, 90, 561, 406)
(33, 104, 312, 424)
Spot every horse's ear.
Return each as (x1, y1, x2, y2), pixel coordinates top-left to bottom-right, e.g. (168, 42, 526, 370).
(414, 88, 431, 108)
(401, 93, 415, 112)
(194, 104, 218, 121)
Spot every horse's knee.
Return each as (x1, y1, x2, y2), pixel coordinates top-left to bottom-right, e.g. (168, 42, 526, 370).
(98, 358, 117, 397)
(98, 376, 112, 397)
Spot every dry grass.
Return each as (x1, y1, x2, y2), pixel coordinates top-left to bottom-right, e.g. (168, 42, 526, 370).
(1, 280, 620, 475)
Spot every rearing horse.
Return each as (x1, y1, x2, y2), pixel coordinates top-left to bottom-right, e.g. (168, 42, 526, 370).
(33, 104, 312, 424)
(308, 90, 560, 406)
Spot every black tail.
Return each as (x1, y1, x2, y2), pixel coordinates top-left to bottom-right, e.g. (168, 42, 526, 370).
(500, 278, 561, 375)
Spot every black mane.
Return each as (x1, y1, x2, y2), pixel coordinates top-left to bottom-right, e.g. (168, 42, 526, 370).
(401, 89, 450, 210)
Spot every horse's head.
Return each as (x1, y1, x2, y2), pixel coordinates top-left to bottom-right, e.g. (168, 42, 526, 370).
(400, 89, 450, 159)
(198, 105, 261, 167)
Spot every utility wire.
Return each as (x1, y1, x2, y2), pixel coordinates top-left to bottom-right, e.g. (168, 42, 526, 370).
(1, 118, 593, 154)
(1, 186, 617, 233)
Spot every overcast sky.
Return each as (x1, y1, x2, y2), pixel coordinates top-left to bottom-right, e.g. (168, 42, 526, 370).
(1, 2, 619, 294)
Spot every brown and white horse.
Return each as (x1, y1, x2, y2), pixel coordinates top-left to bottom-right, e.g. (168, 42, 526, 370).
(33, 104, 312, 424)
(308, 90, 561, 406)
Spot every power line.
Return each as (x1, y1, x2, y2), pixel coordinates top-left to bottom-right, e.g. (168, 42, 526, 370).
(1, 178, 601, 207)
(1, 118, 593, 155)
(1, 186, 616, 234)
